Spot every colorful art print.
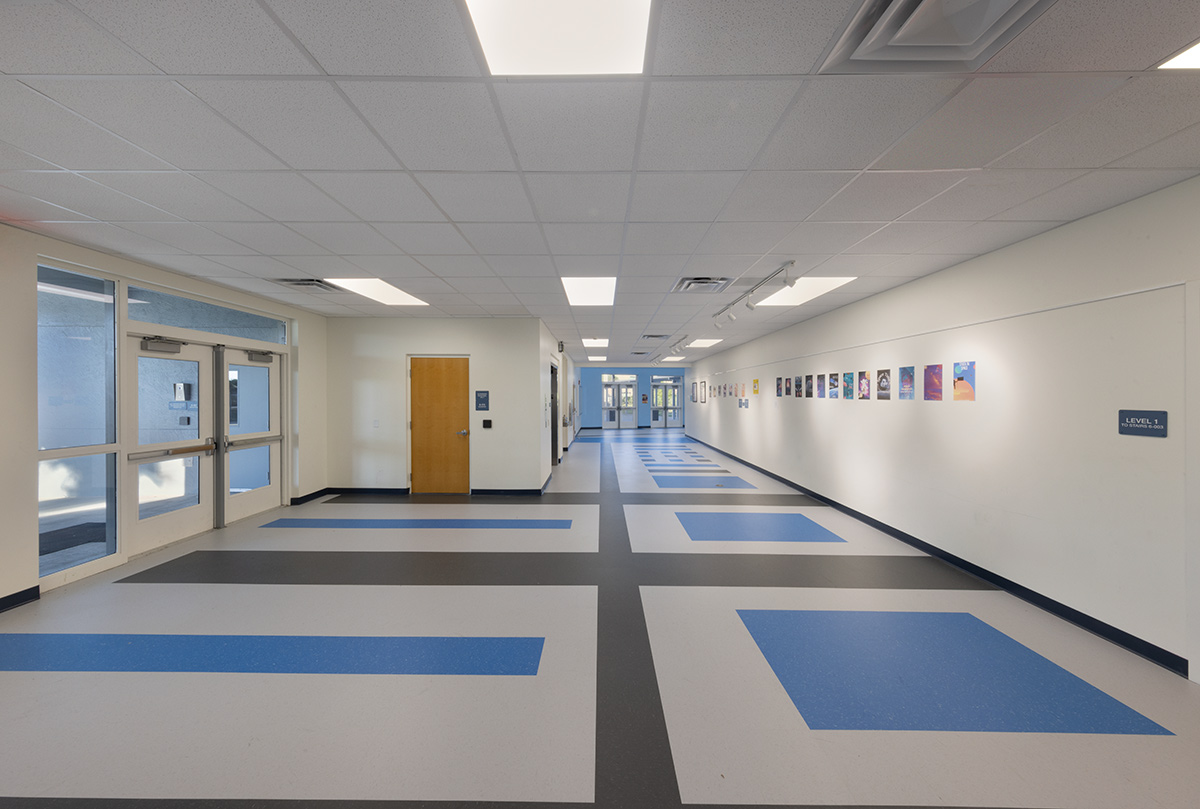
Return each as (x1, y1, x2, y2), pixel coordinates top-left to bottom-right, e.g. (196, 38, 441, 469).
(816, 374, 825, 398)
(858, 370, 871, 399)
(924, 364, 943, 401)
(898, 366, 915, 400)
(876, 369, 891, 401)
(828, 373, 838, 399)
(794, 376, 802, 398)
(842, 372, 853, 400)
(954, 361, 976, 401)
(805, 375, 813, 398)
(753, 379, 759, 394)
(691, 382, 697, 402)
(785, 377, 792, 396)
(776, 377, 783, 397)
(741, 383, 746, 397)
(700, 381, 706, 402)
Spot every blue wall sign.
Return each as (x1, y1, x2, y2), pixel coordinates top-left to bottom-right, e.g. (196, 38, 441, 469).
(1118, 410, 1167, 437)
(475, 390, 489, 411)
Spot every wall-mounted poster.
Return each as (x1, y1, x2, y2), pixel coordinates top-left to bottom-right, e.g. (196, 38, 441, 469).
(700, 381, 706, 403)
(785, 377, 792, 396)
(877, 369, 891, 400)
(691, 382, 697, 402)
(924, 364, 943, 401)
(817, 375, 825, 398)
(794, 376, 802, 398)
(828, 373, 838, 399)
(741, 383, 746, 397)
(858, 370, 871, 399)
(805, 375, 813, 397)
(954, 361, 976, 401)
(776, 377, 783, 397)
(842, 372, 853, 400)
(899, 366, 915, 400)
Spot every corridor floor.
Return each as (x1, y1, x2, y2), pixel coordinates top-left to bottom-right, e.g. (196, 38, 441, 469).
(1, 428, 1198, 807)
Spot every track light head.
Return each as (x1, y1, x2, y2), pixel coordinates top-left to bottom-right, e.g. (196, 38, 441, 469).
(745, 297, 756, 311)
(727, 311, 737, 322)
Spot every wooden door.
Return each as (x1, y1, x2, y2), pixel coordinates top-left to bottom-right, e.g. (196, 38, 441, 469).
(411, 357, 469, 493)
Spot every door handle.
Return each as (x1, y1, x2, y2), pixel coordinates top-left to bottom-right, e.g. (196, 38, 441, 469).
(456, 429, 469, 437)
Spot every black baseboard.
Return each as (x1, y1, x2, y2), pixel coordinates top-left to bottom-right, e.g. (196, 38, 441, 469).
(0, 586, 39, 614)
(289, 489, 330, 505)
(687, 435, 1189, 678)
(471, 488, 545, 496)
(290, 487, 410, 504)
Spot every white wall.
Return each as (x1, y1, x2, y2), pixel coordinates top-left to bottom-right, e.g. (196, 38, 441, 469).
(540, 321, 563, 484)
(325, 317, 547, 491)
(0, 222, 329, 601)
(689, 175, 1200, 673)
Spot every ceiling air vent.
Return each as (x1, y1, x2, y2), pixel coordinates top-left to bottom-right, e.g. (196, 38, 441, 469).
(641, 334, 671, 341)
(820, 0, 1057, 73)
(273, 278, 343, 292)
(631, 351, 649, 356)
(671, 277, 734, 294)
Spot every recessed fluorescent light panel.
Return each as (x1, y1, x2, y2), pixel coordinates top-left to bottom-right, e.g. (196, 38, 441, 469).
(466, 0, 651, 75)
(561, 277, 616, 306)
(759, 277, 856, 307)
(1160, 40, 1200, 69)
(325, 278, 428, 306)
(687, 339, 722, 348)
(663, 356, 685, 362)
(582, 338, 609, 347)
(588, 356, 607, 361)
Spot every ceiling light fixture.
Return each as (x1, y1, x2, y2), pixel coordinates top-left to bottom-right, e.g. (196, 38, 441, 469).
(713, 321, 723, 330)
(727, 311, 737, 322)
(465, 0, 652, 76)
(325, 278, 428, 306)
(582, 338, 609, 347)
(745, 295, 756, 311)
(588, 355, 606, 361)
(687, 339, 722, 348)
(561, 276, 616, 306)
(1160, 40, 1200, 69)
(663, 356, 685, 362)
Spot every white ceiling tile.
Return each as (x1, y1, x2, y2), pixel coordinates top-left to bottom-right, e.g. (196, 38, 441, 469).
(682, 255, 758, 276)
(846, 222, 972, 255)
(694, 222, 794, 254)
(386, 277, 455, 294)
(0, 141, 57, 170)
(0, 1, 159, 74)
(544, 223, 624, 255)
(416, 173, 535, 222)
(340, 82, 512, 171)
(129, 253, 241, 277)
(275, 255, 362, 276)
(446, 277, 512, 294)
(184, 80, 398, 170)
(83, 172, 268, 221)
(620, 255, 690, 276)
(302, 172, 444, 222)
(556, 256, 622, 275)
(806, 254, 900, 276)
(0, 187, 94, 221)
(266, 0, 480, 76)
(525, 174, 632, 222)
(994, 75, 1200, 170)
(207, 255, 302, 278)
(293, 302, 360, 316)
(616, 276, 676, 294)
(993, 169, 1200, 222)
(652, 0, 861, 75)
(920, 221, 1063, 255)
(485, 256, 558, 276)
(503, 277, 561, 294)
(0, 172, 178, 221)
(773, 222, 883, 254)
(983, 0, 1200, 72)
(119, 222, 252, 254)
(871, 254, 973, 278)
(197, 172, 356, 221)
(875, 76, 1128, 170)
(74, 0, 316, 75)
(467, 293, 521, 307)
(758, 76, 963, 170)
(415, 293, 474, 306)
(373, 223, 473, 255)
(459, 223, 546, 255)
(629, 172, 742, 222)
(639, 81, 801, 171)
(286, 222, 401, 255)
(208, 276, 300, 297)
(719, 171, 853, 222)
(203, 223, 327, 255)
(494, 82, 643, 172)
(28, 79, 286, 171)
(434, 305, 489, 316)
(1113, 123, 1200, 169)
(343, 255, 431, 278)
(901, 170, 1086, 221)
(809, 172, 969, 222)
(414, 255, 495, 277)
(34, 221, 182, 254)
(0, 80, 170, 170)
(624, 223, 708, 254)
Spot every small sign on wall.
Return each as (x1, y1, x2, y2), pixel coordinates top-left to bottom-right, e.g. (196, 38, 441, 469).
(1119, 410, 1167, 437)
(475, 391, 489, 411)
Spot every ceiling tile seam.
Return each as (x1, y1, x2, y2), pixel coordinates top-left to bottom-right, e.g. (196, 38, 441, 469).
(611, 79, 658, 350)
(859, 77, 974, 174)
(58, 0, 167, 76)
(1108, 118, 1200, 169)
(252, 0, 330, 76)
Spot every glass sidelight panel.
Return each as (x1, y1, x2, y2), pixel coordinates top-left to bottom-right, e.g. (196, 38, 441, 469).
(138, 357, 200, 444)
(228, 364, 270, 435)
(138, 456, 201, 519)
(128, 286, 286, 344)
(38, 454, 116, 577)
(229, 445, 271, 494)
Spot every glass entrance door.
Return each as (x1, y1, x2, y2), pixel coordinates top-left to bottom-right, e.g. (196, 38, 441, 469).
(651, 377, 682, 428)
(122, 339, 215, 555)
(601, 375, 637, 429)
(602, 382, 619, 429)
(617, 382, 637, 428)
(222, 348, 283, 524)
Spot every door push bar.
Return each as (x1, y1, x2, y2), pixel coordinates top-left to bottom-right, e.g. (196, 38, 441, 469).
(128, 439, 217, 461)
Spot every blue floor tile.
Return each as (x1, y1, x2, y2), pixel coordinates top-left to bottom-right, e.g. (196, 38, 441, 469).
(652, 476, 756, 489)
(262, 518, 572, 530)
(676, 512, 846, 542)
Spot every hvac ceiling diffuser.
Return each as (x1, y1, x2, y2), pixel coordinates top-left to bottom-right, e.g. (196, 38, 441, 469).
(820, 0, 1058, 73)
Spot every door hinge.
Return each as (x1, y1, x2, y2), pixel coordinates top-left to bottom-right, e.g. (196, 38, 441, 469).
(408, 472, 412, 481)
(408, 420, 412, 429)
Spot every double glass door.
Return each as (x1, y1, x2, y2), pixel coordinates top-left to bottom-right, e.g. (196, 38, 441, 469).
(601, 381, 637, 429)
(123, 339, 282, 553)
(651, 382, 682, 428)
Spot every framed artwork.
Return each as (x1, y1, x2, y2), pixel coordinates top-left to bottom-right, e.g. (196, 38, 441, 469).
(700, 381, 706, 403)
(954, 361, 976, 401)
(805, 375, 813, 397)
(776, 377, 783, 397)
(785, 377, 792, 396)
(877, 369, 891, 400)
(858, 370, 870, 400)
(899, 366, 915, 400)
(842, 372, 853, 400)
(828, 373, 839, 399)
(692, 381, 698, 402)
(794, 376, 802, 398)
(817, 375, 825, 398)
(924, 364, 943, 401)
(753, 379, 759, 395)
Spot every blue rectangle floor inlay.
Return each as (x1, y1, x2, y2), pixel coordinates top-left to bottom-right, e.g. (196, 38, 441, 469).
(0, 634, 544, 676)
(645, 464, 722, 469)
(676, 512, 846, 542)
(737, 610, 1171, 734)
(262, 518, 572, 530)
(652, 475, 756, 489)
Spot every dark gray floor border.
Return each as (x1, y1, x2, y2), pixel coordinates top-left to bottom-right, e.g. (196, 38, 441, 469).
(0, 800, 1012, 808)
(0, 585, 38, 614)
(686, 435, 1189, 677)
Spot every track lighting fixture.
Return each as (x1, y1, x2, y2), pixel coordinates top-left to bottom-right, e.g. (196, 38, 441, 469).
(727, 311, 737, 322)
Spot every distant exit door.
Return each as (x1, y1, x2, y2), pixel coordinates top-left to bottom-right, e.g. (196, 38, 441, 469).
(411, 357, 469, 494)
